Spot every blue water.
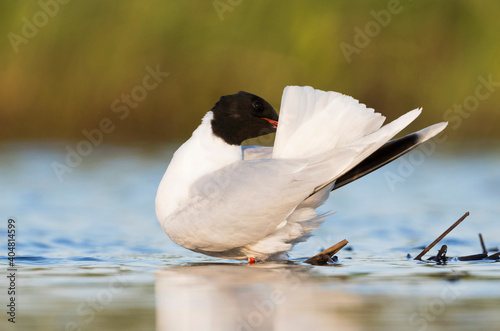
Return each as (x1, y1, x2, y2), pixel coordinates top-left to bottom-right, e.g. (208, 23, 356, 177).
(0, 141, 499, 330)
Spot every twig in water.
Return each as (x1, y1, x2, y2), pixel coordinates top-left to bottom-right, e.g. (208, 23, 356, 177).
(478, 233, 487, 254)
(306, 239, 348, 265)
(487, 252, 500, 260)
(457, 253, 488, 261)
(414, 212, 470, 261)
(435, 245, 448, 264)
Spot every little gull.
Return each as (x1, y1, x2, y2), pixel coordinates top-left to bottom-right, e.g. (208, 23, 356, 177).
(155, 86, 447, 262)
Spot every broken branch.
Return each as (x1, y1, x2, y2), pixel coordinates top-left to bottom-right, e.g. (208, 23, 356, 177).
(306, 239, 348, 265)
(414, 212, 470, 261)
(479, 233, 487, 254)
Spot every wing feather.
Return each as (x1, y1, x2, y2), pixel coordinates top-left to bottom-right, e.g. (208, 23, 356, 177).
(161, 149, 357, 252)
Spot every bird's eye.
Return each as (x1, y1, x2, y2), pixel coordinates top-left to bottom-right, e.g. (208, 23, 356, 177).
(253, 101, 264, 112)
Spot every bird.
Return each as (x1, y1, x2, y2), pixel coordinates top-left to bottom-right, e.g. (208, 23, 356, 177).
(155, 86, 447, 262)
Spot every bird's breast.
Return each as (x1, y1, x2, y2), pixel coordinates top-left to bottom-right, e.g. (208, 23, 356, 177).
(155, 119, 242, 223)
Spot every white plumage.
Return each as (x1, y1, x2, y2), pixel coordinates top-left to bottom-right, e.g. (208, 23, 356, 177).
(155, 86, 447, 261)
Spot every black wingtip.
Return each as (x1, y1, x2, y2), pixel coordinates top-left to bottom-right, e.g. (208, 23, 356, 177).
(331, 132, 422, 191)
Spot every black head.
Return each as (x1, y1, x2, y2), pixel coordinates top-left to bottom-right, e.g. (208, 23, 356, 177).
(211, 91, 279, 145)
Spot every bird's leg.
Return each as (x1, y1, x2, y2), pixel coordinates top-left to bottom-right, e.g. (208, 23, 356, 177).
(248, 257, 255, 265)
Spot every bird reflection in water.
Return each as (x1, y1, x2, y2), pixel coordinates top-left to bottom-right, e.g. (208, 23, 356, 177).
(155, 263, 364, 331)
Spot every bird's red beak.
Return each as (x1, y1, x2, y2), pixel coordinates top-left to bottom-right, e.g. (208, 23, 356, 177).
(263, 118, 278, 129)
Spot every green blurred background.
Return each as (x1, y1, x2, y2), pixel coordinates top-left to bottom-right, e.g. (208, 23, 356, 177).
(1, 0, 499, 143)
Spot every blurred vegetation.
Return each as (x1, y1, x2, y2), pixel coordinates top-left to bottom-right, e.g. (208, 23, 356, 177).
(0, 0, 499, 142)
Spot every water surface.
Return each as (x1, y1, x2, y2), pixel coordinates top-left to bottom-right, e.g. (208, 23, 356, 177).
(0, 142, 499, 330)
